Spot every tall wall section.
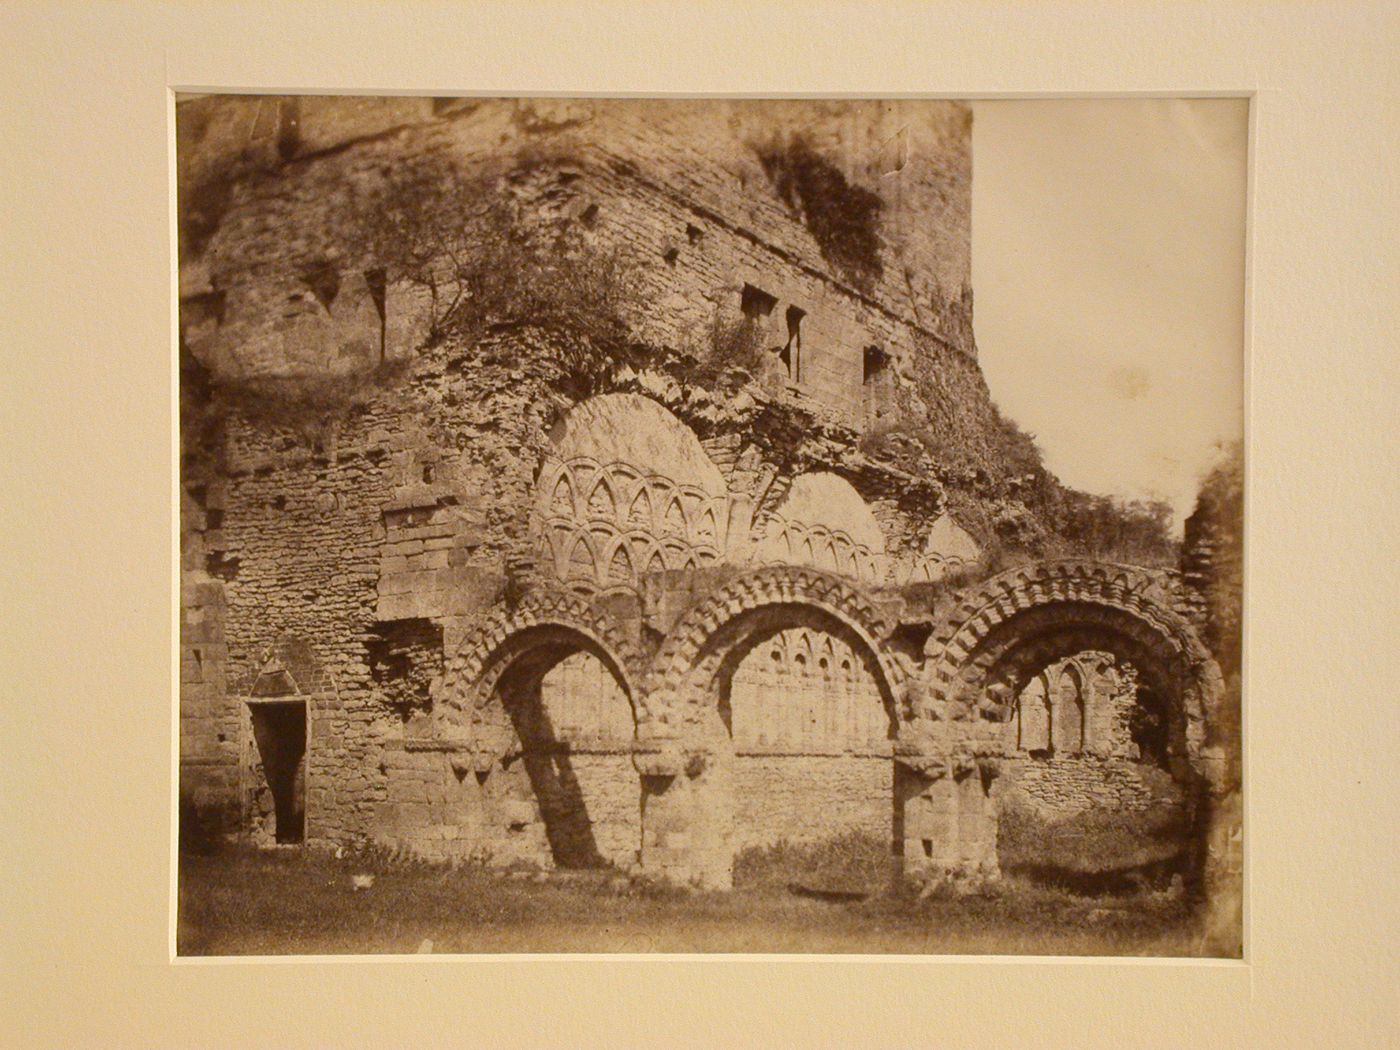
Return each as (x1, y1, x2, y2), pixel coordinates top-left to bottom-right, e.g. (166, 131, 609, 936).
(179, 97, 1000, 448)
(176, 96, 1059, 857)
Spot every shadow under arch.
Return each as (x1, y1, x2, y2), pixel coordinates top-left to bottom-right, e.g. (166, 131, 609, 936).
(923, 561, 1228, 893)
(487, 633, 634, 869)
(638, 567, 904, 886)
(439, 598, 644, 870)
(954, 604, 1213, 783)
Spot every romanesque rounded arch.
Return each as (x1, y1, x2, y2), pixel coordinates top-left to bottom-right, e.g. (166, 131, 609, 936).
(921, 559, 1224, 783)
(644, 565, 903, 733)
(436, 589, 646, 744)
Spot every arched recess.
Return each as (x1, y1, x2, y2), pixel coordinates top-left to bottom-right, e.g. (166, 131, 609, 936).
(1007, 649, 1177, 821)
(646, 565, 903, 732)
(638, 566, 903, 884)
(435, 591, 645, 868)
(754, 472, 888, 585)
(921, 560, 1224, 787)
(898, 513, 981, 585)
(239, 635, 334, 847)
(531, 393, 729, 594)
(920, 560, 1228, 889)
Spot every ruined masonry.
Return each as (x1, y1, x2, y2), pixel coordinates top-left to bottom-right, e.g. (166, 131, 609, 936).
(179, 97, 1234, 891)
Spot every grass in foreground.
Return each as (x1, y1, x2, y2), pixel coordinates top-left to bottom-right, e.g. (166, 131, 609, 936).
(178, 840, 1225, 957)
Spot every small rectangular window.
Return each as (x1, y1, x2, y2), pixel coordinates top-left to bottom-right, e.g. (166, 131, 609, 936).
(863, 345, 888, 385)
(740, 283, 778, 320)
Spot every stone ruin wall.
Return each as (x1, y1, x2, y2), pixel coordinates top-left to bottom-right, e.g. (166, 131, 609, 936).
(178, 96, 1014, 499)
(182, 331, 567, 851)
(997, 653, 1183, 818)
(178, 95, 1217, 881)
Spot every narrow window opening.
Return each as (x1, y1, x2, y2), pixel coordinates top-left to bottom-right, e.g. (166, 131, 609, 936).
(862, 345, 893, 425)
(863, 345, 888, 384)
(364, 268, 388, 362)
(784, 305, 805, 383)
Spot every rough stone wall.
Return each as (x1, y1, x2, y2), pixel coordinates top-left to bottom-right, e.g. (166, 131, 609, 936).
(1001, 652, 1183, 818)
(177, 91, 1025, 586)
(178, 567, 237, 833)
(177, 96, 972, 359)
(180, 327, 565, 846)
(732, 756, 892, 850)
(1004, 757, 1183, 817)
(373, 744, 640, 869)
(897, 766, 1000, 880)
(177, 94, 1009, 468)
(176, 96, 1224, 890)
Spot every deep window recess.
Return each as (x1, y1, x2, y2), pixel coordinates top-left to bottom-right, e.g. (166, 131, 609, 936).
(741, 283, 778, 320)
(783, 306, 805, 382)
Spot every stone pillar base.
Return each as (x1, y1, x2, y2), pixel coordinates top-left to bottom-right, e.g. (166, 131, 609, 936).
(896, 758, 1000, 883)
(637, 746, 734, 890)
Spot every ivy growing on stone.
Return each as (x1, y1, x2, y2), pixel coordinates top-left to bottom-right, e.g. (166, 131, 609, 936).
(754, 134, 885, 291)
(346, 153, 644, 399)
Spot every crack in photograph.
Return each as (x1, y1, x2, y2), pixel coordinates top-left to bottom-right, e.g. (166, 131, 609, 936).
(175, 94, 1245, 957)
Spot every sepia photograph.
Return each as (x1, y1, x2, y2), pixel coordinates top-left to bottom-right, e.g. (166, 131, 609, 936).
(9, 0, 1400, 1044)
(174, 93, 1245, 957)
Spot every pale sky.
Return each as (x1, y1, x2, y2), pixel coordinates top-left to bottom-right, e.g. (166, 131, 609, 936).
(970, 99, 1247, 532)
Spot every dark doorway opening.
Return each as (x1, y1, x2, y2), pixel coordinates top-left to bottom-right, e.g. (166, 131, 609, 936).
(249, 700, 307, 844)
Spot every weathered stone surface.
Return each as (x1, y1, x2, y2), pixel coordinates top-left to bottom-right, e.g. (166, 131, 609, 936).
(177, 96, 1233, 894)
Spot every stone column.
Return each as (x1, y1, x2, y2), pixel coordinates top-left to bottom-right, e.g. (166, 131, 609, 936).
(895, 752, 1000, 883)
(896, 761, 957, 876)
(635, 736, 735, 890)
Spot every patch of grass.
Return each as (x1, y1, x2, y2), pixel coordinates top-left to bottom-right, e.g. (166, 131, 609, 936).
(998, 794, 1190, 895)
(177, 842, 1226, 957)
(733, 830, 893, 895)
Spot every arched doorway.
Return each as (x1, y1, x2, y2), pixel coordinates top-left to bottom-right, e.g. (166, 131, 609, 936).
(921, 562, 1227, 890)
(437, 594, 645, 871)
(716, 610, 897, 852)
(483, 637, 639, 868)
(641, 567, 903, 888)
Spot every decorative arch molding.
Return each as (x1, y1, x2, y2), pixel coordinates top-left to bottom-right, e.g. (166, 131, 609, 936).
(435, 589, 646, 755)
(643, 565, 904, 734)
(892, 513, 982, 586)
(531, 392, 731, 595)
(752, 472, 888, 585)
(920, 559, 1224, 784)
(754, 514, 884, 583)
